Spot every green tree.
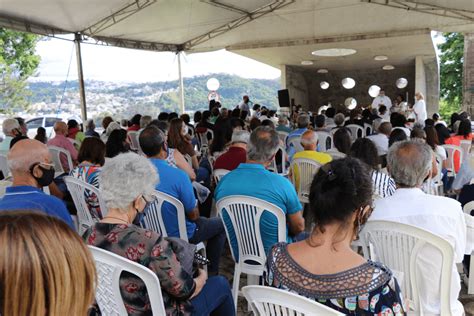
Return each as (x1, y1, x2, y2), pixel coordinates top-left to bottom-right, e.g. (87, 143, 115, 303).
(438, 32, 464, 116)
(0, 28, 41, 113)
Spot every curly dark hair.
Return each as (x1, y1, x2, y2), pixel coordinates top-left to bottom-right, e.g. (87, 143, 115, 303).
(106, 129, 129, 158)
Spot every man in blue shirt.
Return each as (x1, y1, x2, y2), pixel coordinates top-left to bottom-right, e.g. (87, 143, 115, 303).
(0, 139, 73, 228)
(215, 126, 306, 258)
(139, 126, 225, 274)
(287, 113, 310, 159)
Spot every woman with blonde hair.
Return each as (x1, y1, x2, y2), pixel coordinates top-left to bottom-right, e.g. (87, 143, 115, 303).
(0, 211, 96, 316)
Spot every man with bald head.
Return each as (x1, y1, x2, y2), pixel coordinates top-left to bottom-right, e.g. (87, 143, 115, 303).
(290, 130, 332, 191)
(47, 121, 78, 172)
(0, 139, 73, 227)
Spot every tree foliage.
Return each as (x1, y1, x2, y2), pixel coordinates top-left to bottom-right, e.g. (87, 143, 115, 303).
(438, 32, 464, 114)
(0, 28, 41, 113)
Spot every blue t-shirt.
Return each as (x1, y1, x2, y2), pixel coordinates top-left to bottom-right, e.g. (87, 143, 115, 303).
(214, 163, 302, 259)
(0, 186, 74, 228)
(148, 158, 197, 239)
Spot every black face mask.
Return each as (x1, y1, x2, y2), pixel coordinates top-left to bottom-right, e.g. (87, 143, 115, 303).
(30, 164, 55, 187)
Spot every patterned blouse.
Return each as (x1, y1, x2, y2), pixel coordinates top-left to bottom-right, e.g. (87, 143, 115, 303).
(84, 223, 196, 316)
(70, 163, 103, 219)
(266, 243, 406, 315)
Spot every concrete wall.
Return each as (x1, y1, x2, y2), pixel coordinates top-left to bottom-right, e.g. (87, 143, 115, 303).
(424, 56, 440, 115)
(285, 65, 415, 112)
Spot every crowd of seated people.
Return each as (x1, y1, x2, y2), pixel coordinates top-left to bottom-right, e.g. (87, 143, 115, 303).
(0, 98, 472, 315)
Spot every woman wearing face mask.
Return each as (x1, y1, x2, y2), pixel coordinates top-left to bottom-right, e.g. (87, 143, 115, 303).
(168, 118, 199, 170)
(265, 157, 406, 314)
(84, 153, 235, 316)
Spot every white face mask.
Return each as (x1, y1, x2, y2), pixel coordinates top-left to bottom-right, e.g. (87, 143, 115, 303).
(182, 125, 189, 135)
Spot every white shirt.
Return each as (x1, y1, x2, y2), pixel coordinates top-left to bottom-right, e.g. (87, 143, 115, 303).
(371, 188, 467, 315)
(413, 99, 427, 125)
(371, 95, 392, 111)
(367, 133, 389, 156)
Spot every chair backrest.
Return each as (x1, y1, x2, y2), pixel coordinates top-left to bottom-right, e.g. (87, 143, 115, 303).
(364, 123, 373, 136)
(346, 124, 364, 142)
(242, 285, 344, 316)
(326, 149, 346, 160)
(287, 136, 303, 153)
(213, 168, 230, 185)
(197, 129, 213, 149)
(432, 153, 444, 184)
(442, 144, 463, 176)
(464, 200, 474, 215)
(268, 145, 288, 175)
(48, 145, 74, 174)
(216, 195, 286, 273)
(128, 131, 140, 151)
(359, 220, 454, 314)
(0, 154, 9, 179)
(314, 131, 333, 152)
(89, 246, 166, 316)
(64, 176, 108, 235)
(277, 131, 289, 144)
(290, 158, 322, 204)
(141, 190, 188, 241)
(460, 140, 471, 160)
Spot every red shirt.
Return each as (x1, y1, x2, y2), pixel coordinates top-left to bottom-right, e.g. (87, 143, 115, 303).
(127, 125, 140, 132)
(213, 146, 247, 171)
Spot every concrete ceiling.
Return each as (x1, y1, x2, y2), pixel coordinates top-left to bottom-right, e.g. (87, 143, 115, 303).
(232, 31, 437, 71)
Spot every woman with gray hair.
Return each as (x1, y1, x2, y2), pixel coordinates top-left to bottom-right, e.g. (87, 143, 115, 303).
(84, 152, 235, 316)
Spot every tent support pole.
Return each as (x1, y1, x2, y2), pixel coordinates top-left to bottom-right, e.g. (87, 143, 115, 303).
(177, 51, 185, 114)
(74, 33, 87, 121)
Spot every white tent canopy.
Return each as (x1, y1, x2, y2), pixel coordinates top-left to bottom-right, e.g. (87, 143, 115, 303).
(1, 0, 473, 54)
(1, 0, 474, 118)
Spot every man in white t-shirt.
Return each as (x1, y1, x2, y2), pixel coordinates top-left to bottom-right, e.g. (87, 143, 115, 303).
(371, 89, 392, 112)
(371, 140, 467, 316)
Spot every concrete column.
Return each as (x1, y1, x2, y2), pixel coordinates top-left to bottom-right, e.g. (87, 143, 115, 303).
(280, 65, 287, 89)
(463, 33, 474, 116)
(415, 56, 427, 101)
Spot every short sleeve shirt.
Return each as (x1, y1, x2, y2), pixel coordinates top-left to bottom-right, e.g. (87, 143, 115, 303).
(214, 163, 302, 257)
(148, 158, 197, 238)
(0, 186, 73, 228)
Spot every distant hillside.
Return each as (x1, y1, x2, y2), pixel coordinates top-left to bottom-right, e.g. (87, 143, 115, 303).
(26, 74, 281, 118)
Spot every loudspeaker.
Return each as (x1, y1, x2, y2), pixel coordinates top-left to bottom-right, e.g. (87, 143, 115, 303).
(278, 89, 290, 108)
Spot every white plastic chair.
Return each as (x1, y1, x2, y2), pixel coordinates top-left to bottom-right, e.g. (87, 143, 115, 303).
(268, 145, 288, 175)
(359, 220, 454, 314)
(0, 154, 9, 179)
(287, 136, 303, 153)
(128, 131, 140, 151)
(464, 201, 474, 215)
(314, 131, 333, 152)
(48, 145, 74, 175)
(460, 140, 471, 160)
(277, 131, 289, 145)
(242, 285, 344, 316)
(213, 168, 230, 185)
(216, 195, 286, 309)
(64, 176, 108, 235)
(89, 246, 166, 316)
(346, 124, 364, 142)
(141, 190, 206, 264)
(430, 153, 444, 196)
(197, 129, 214, 150)
(326, 149, 346, 160)
(364, 123, 373, 136)
(463, 211, 474, 294)
(442, 144, 463, 177)
(290, 158, 322, 204)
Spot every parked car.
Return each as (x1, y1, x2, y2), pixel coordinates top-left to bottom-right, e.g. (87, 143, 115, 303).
(26, 115, 83, 139)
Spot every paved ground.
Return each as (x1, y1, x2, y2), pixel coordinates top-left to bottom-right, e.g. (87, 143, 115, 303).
(218, 241, 474, 315)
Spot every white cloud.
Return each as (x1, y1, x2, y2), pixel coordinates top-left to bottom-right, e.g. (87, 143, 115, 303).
(34, 36, 281, 82)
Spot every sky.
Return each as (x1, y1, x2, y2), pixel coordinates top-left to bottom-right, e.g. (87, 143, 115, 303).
(33, 35, 281, 83)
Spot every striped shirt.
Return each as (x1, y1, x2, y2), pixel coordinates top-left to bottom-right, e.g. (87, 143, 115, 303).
(372, 170, 396, 199)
